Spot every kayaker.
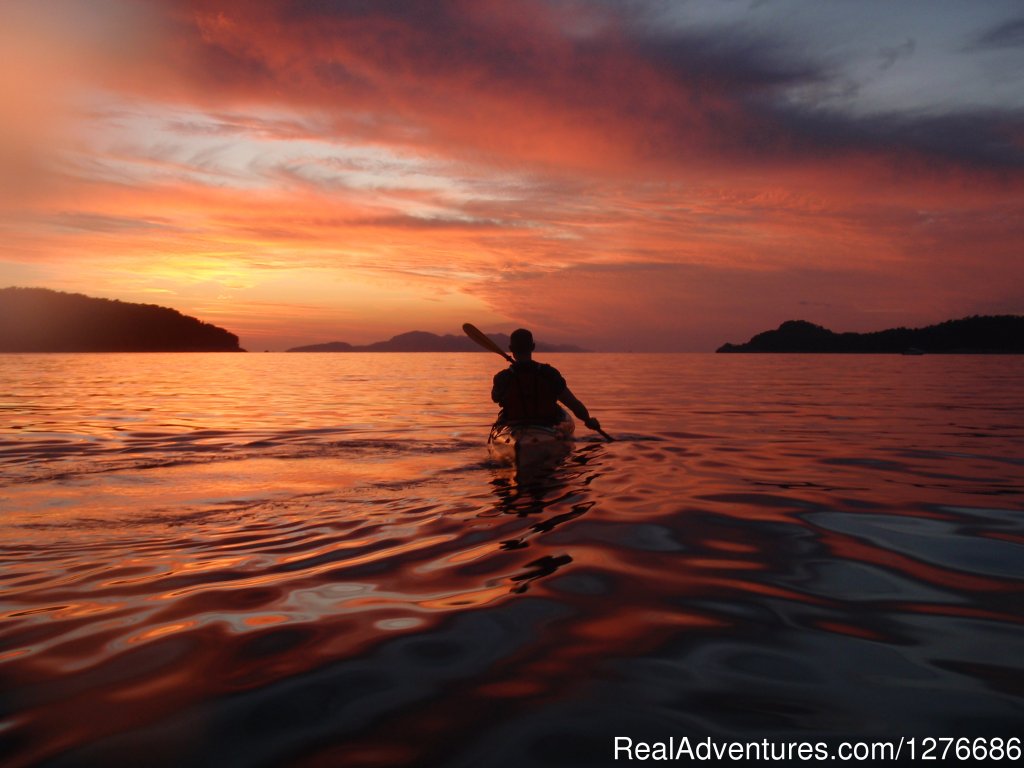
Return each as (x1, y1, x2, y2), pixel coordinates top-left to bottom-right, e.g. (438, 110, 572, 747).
(491, 328, 602, 431)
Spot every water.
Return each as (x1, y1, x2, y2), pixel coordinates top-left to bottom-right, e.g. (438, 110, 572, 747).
(2, 353, 1022, 766)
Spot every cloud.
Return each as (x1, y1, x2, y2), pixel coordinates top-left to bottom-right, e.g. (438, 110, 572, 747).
(4, 0, 1023, 349)
(47, 0, 1009, 190)
(177, 3, 1022, 175)
(42, 212, 182, 234)
(764, 103, 1024, 172)
(628, 22, 827, 92)
(878, 38, 916, 71)
(973, 17, 1024, 49)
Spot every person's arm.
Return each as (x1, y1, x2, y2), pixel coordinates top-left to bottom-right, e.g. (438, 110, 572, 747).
(558, 386, 601, 430)
(491, 371, 508, 404)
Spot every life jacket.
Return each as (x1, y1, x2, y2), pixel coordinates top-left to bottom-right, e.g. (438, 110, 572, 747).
(496, 362, 565, 424)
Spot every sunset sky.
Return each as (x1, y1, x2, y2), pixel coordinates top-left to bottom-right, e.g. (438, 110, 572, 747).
(1, 0, 1022, 351)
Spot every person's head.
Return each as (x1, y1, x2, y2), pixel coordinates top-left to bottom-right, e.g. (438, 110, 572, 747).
(509, 328, 535, 360)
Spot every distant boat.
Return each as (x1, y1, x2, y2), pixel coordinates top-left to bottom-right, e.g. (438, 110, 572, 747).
(902, 347, 926, 356)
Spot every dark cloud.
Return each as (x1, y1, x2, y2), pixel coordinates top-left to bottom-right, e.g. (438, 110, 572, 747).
(766, 103, 1024, 170)
(627, 25, 827, 92)
(614, 16, 1022, 172)
(878, 38, 915, 70)
(973, 17, 1024, 49)
(156, 2, 1024, 175)
(276, 0, 450, 25)
(272, 0, 558, 84)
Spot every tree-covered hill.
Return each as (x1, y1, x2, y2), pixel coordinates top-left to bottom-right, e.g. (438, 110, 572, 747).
(717, 316, 1024, 353)
(0, 288, 244, 352)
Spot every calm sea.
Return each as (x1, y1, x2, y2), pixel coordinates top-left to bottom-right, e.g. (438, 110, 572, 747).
(2, 353, 1022, 766)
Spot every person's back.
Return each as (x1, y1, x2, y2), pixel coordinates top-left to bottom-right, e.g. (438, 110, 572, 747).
(492, 359, 567, 424)
(491, 328, 601, 432)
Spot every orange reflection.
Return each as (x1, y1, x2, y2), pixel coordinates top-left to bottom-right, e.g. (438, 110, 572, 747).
(243, 614, 289, 627)
(3, 351, 1022, 767)
(128, 620, 198, 644)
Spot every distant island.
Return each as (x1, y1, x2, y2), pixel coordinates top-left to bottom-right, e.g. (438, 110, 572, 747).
(289, 330, 588, 353)
(717, 316, 1024, 354)
(0, 287, 244, 352)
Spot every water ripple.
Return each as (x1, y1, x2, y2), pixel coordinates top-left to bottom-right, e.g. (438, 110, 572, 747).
(1, 353, 1022, 766)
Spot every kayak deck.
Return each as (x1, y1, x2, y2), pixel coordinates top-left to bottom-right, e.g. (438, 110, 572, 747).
(488, 412, 575, 468)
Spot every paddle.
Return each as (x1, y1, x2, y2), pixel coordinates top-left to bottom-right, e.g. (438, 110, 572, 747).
(462, 322, 513, 362)
(462, 323, 614, 442)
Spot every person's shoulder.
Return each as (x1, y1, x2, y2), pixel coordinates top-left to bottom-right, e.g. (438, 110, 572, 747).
(538, 362, 565, 379)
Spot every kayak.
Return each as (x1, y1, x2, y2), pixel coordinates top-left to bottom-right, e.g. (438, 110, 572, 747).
(488, 410, 575, 468)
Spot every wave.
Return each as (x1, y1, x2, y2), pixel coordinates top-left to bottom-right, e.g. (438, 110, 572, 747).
(3, 354, 1023, 765)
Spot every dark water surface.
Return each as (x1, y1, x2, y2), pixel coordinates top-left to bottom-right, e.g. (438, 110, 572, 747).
(1, 353, 1022, 766)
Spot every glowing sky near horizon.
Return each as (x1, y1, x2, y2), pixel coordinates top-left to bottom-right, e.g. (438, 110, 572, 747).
(1, 0, 1022, 350)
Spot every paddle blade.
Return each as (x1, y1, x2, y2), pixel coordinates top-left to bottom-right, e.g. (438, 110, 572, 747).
(462, 323, 512, 361)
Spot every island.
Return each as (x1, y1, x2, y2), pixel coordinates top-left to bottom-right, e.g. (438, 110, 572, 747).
(288, 330, 588, 353)
(0, 287, 244, 352)
(717, 316, 1024, 354)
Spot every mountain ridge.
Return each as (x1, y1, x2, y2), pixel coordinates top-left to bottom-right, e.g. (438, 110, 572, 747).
(717, 316, 1024, 353)
(288, 330, 589, 353)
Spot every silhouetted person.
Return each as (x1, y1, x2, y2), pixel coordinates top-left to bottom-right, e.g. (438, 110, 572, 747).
(491, 328, 601, 431)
